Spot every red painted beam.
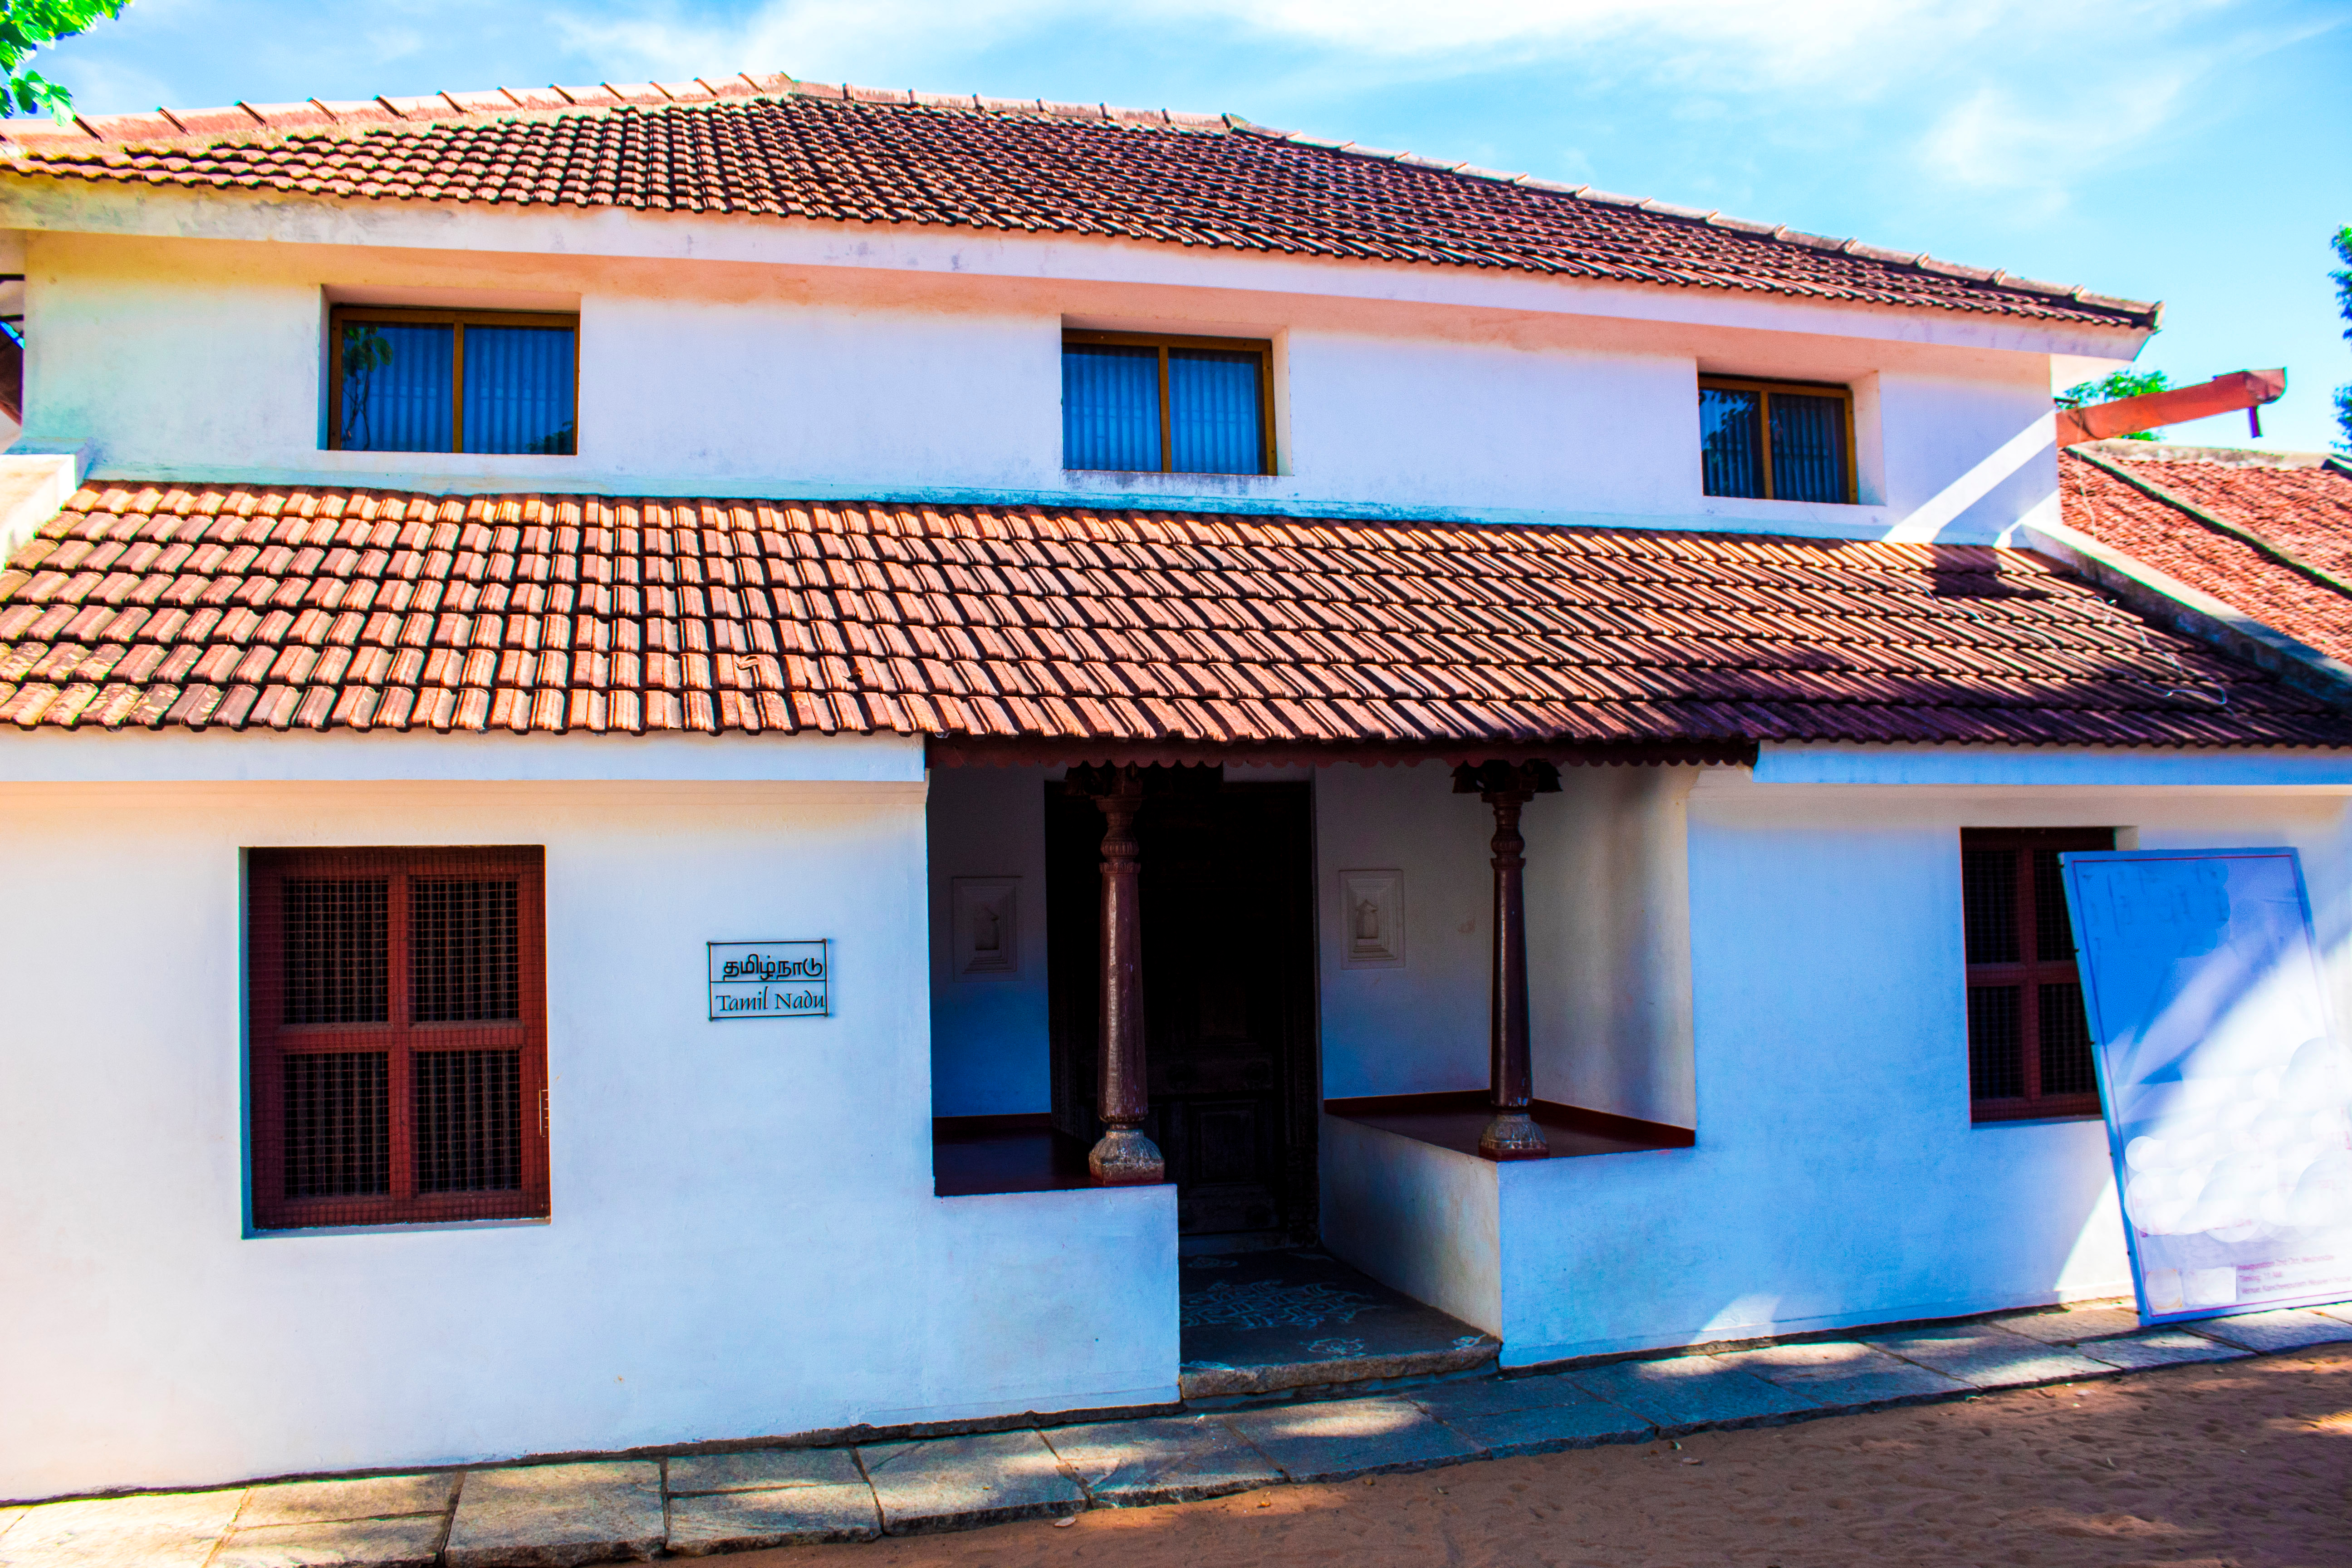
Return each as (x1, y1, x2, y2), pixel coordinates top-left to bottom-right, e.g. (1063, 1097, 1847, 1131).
(2056, 368, 2286, 446)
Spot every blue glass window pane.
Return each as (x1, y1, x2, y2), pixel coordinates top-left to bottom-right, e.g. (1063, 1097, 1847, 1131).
(462, 326, 577, 455)
(1063, 345, 1162, 471)
(1769, 392, 1847, 503)
(1167, 349, 1264, 475)
(1699, 387, 1762, 498)
(340, 323, 453, 452)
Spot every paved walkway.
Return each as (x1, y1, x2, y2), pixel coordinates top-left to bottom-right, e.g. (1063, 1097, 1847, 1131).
(5, 1299, 2349, 1566)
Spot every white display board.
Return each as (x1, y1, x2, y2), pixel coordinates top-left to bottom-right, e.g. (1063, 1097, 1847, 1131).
(2062, 848, 2352, 1322)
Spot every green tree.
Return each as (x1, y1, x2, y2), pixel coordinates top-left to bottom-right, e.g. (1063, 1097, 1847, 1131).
(2332, 224, 2351, 453)
(1, 1, 131, 122)
(2057, 367, 2171, 441)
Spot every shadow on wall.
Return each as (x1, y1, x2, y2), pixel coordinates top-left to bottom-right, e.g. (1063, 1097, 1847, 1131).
(1526, 765, 1699, 1130)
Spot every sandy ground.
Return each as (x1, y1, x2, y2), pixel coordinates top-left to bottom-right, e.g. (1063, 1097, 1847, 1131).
(745, 1346, 2352, 1568)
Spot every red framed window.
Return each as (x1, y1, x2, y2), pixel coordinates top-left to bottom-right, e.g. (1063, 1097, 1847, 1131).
(248, 847, 549, 1229)
(1962, 828, 2112, 1122)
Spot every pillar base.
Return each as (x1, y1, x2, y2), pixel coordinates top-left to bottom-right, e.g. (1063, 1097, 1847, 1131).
(1088, 1127, 1167, 1184)
(1479, 1110, 1549, 1161)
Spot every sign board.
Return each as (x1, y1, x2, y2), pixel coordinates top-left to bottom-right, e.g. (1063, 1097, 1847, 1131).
(2061, 848, 2352, 1323)
(707, 940, 830, 1021)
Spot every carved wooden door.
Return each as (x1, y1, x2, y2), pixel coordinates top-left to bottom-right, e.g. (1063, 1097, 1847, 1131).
(1046, 780, 1317, 1237)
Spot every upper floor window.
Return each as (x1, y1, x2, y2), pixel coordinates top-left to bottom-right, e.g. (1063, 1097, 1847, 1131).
(248, 846, 550, 1229)
(1063, 330, 1272, 475)
(1962, 828, 2112, 1123)
(330, 306, 578, 456)
(1699, 376, 1853, 504)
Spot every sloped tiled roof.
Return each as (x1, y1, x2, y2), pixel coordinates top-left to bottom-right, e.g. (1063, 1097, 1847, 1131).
(2059, 446, 2352, 667)
(0, 481, 2341, 751)
(0, 78, 2157, 330)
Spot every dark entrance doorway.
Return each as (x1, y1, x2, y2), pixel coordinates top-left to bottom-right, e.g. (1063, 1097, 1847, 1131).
(1046, 774, 1318, 1238)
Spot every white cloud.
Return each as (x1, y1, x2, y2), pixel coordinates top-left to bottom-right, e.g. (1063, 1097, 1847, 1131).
(550, 0, 2187, 103)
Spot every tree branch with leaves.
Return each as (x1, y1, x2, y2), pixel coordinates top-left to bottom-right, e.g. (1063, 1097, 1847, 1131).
(2331, 224, 2350, 454)
(2056, 366, 2172, 441)
(1, 0, 130, 122)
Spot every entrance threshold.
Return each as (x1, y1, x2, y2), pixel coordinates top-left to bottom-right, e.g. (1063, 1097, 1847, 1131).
(1179, 1245, 1499, 1401)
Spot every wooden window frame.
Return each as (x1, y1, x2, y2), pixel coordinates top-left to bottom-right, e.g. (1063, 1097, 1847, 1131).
(1698, 374, 1858, 504)
(1062, 329, 1277, 475)
(247, 845, 550, 1230)
(1962, 828, 2111, 1124)
(326, 305, 581, 455)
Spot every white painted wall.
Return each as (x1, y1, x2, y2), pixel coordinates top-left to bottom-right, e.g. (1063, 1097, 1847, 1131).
(1318, 765, 2352, 1367)
(1320, 1115, 1500, 1334)
(5, 218, 2083, 545)
(1313, 759, 1695, 1122)
(927, 764, 1053, 1117)
(1529, 765, 1699, 1126)
(1491, 776, 2352, 1364)
(0, 776, 1176, 1499)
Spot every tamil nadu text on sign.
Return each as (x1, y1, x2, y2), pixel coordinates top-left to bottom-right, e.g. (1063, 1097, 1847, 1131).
(708, 941, 830, 1021)
(2062, 848, 2352, 1323)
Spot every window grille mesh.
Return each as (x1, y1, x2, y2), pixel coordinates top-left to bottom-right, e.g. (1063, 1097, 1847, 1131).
(2038, 983, 2098, 1096)
(283, 879, 388, 1024)
(415, 1049, 523, 1192)
(411, 879, 520, 1022)
(1961, 851, 2018, 964)
(283, 1051, 390, 1197)
(2032, 849, 2078, 960)
(1968, 985, 2023, 1100)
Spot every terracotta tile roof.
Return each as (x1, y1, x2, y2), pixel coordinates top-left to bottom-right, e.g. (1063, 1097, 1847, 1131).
(2058, 447, 2352, 667)
(0, 481, 2340, 752)
(0, 80, 2156, 330)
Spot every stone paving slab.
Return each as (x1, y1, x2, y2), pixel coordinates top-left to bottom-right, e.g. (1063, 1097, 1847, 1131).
(667, 1449, 865, 1495)
(665, 1449, 879, 1554)
(1043, 1414, 1280, 1506)
(666, 1486, 881, 1556)
(1865, 1324, 2115, 1390)
(2077, 1330, 2252, 1372)
(1712, 1341, 1968, 1406)
(1988, 1304, 2146, 1344)
(1568, 1354, 1820, 1432)
(2187, 1307, 2352, 1354)
(1223, 1396, 1479, 1481)
(444, 1461, 663, 1568)
(859, 1430, 1082, 1535)
(1403, 1372, 1594, 1421)
(0, 1489, 245, 1568)
(210, 1515, 446, 1568)
(1426, 1397, 1656, 1458)
(235, 1475, 458, 1529)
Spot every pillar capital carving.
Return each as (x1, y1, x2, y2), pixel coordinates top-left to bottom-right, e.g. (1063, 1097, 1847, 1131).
(1452, 759, 1563, 801)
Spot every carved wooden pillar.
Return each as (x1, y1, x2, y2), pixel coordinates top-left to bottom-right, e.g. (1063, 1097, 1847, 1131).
(1454, 760, 1562, 1160)
(1086, 765, 1164, 1184)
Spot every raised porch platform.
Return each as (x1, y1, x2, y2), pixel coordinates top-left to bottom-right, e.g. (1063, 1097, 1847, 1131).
(1323, 1090, 1694, 1160)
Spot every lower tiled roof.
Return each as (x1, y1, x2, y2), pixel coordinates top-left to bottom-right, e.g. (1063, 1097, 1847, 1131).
(2059, 448, 2352, 669)
(0, 482, 2345, 751)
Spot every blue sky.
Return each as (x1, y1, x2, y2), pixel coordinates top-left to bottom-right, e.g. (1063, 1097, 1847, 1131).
(33, 0, 2352, 451)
